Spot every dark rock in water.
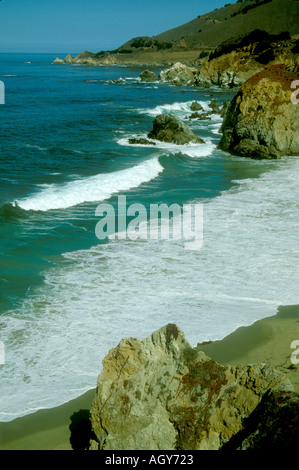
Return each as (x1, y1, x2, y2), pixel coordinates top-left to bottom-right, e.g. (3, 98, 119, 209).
(187, 112, 211, 121)
(190, 101, 204, 112)
(128, 137, 156, 145)
(219, 65, 299, 159)
(140, 70, 158, 82)
(148, 114, 205, 145)
(208, 99, 221, 113)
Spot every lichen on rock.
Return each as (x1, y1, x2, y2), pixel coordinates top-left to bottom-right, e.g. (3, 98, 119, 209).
(89, 324, 293, 450)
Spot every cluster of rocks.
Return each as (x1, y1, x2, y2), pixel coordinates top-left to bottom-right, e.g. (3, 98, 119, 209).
(185, 100, 228, 122)
(54, 52, 299, 161)
(88, 324, 298, 450)
(136, 63, 298, 160)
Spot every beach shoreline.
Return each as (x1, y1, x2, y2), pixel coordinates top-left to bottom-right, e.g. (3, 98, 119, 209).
(0, 304, 298, 450)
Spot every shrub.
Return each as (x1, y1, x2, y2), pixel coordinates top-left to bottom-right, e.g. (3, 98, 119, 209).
(131, 38, 146, 48)
(199, 50, 209, 58)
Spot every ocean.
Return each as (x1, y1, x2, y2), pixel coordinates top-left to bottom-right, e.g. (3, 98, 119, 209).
(0, 53, 298, 422)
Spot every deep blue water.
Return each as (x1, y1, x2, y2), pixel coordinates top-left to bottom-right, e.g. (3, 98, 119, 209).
(0, 53, 298, 421)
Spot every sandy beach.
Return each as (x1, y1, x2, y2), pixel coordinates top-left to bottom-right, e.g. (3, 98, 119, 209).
(0, 304, 298, 450)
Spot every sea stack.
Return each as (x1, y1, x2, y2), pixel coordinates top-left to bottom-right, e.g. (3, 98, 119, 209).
(148, 114, 205, 145)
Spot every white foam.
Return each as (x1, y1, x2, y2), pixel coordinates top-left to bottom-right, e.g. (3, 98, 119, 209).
(138, 100, 210, 118)
(117, 134, 216, 158)
(15, 157, 163, 211)
(1, 157, 299, 421)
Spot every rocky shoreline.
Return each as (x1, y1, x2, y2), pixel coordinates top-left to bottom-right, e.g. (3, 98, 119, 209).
(1, 306, 298, 450)
(128, 62, 299, 159)
(53, 30, 299, 160)
(89, 323, 298, 450)
(53, 30, 298, 88)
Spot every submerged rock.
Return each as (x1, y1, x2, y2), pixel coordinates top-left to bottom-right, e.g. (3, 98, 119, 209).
(190, 101, 204, 112)
(108, 78, 125, 84)
(219, 64, 299, 159)
(140, 70, 158, 82)
(89, 324, 293, 450)
(148, 114, 205, 145)
(187, 112, 211, 121)
(128, 137, 156, 145)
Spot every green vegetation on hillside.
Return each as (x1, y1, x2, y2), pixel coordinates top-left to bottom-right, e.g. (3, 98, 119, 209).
(231, 0, 273, 17)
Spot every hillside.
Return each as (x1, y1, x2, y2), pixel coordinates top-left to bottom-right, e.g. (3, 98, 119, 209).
(119, 0, 299, 53)
(54, 0, 299, 67)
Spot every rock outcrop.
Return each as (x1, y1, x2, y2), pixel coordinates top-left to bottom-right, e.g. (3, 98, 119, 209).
(190, 101, 204, 112)
(159, 62, 198, 86)
(219, 64, 299, 159)
(147, 114, 205, 145)
(52, 57, 64, 65)
(89, 324, 293, 450)
(196, 50, 262, 89)
(195, 30, 299, 89)
(140, 70, 158, 82)
(64, 53, 75, 64)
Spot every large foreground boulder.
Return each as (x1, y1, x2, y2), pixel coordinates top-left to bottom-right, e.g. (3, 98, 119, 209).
(89, 324, 293, 450)
(219, 65, 299, 159)
(148, 114, 204, 145)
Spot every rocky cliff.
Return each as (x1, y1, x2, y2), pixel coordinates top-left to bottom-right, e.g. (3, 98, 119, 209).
(219, 64, 299, 159)
(89, 324, 296, 450)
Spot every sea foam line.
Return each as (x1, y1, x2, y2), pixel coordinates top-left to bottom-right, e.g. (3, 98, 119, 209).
(1, 157, 299, 422)
(14, 157, 163, 212)
(117, 135, 216, 158)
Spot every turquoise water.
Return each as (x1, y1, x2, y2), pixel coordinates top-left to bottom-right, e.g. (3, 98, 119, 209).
(0, 53, 298, 421)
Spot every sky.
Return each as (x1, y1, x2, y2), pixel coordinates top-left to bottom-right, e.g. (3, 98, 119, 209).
(0, 0, 228, 53)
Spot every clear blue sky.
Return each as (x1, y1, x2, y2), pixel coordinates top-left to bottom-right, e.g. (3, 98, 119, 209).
(0, 0, 228, 53)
